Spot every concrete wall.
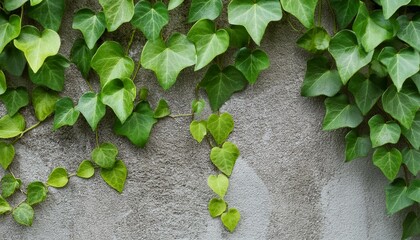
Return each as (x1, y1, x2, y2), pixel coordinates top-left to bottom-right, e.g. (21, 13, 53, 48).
(0, 0, 408, 239)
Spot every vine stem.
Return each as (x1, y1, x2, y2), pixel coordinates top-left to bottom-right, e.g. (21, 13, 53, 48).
(318, 0, 322, 26)
(95, 129, 100, 146)
(132, 58, 142, 81)
(12, 121, 41, 144)
(126, 29, 137, 55)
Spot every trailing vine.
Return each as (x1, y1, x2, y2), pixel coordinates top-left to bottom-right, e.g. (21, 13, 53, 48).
(0, 0, 418, 237)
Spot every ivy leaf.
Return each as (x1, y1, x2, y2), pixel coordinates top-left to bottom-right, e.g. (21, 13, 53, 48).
(0, 71, 5, 95)
(402, 112, 420, 150)
(380, 0, 411, 19)
(114, 102, 157, 148)
(382, 84, 420, 129)
(0, 87, 29, 116)
(322, 94, 363, 131)
(345, 129, 371, 162)
(99, 0, 134, 32)
(353, 3, 398, 52)
(168, 0, 184, 10)
(28, 55, 70, 91)
(368, 115, 401, 148)
(12, 203, 34, 226)
(47, 167, 68, 188)
(141, 33, 196, 90)
(199, 65, 248, 111)
(91, 41, 135, 87)
(187, 0, 222, 23)
(208, 198, 226, 218)
(226, 25, 250, 48)
(100, 160, 127, 193)
(187, 19, 229, 71)
(4, 0, 27, 11)
(92, 142, 118, 169)
(139, 87, 149, 101)
(297, 27, 331, 54)
(300, 56, 342, 97)
(221, 208, 241, 232)
(30, 0, 42, 6)
(330, 0, 359, 29)
(210, 142, 240, 176)
(328, 30, 373, 84)
(70, 39, 95, 79)
(228, 0, 282, 45)
(207, 174, 229, 199)
(27, 0, 65, 31)
(0, 44, 26, 77)
(72, 9, 106, 49)
(0, 196, 12, 214)
(76, 92, 106, 131)
(32, 87, 59, 121)
(1, 174, 21, 198)
(402, 148, 420, 175)
(131, 1, 169, 40)
(372, 147, 402, 181)
(207, 113, 234, 146)
(77, 160, 95, 179)
(397, 15, 420, 51)
(100, 78, 136, 123)
(386, 178, 414, 214)
(13, 26, 60, 73)
(407, 179, 420, 202)
(0, 142, 15, 170)
(348, 73, 383, 115)
(378, 47, 420, 91)
(192, 99, 205, 115)
(0, 14, 21, 53)
(234, 47, 270, 84)
(153, 99, 170, 119)
(402, 212, 420, 240)
(54, 97, 80, 130)
(26, 181, 48, 206)
(190, 120, 207, 143)
(280, 0, 318, 28)
(0, 114, 25, 139)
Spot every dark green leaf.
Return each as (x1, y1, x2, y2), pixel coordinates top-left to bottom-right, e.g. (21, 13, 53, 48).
(26, 181, 48, 206)
(386, 178, 414, 214)
(226, 25, 249, 48)
(0, 87, 29, 116)
(28, 55, 70, 91)
(380, 0, 411, 19)
(345, 129, 371, 162)
(402, 148, 420, 175)
(402, 212, 420, 240)
(397, 15, 420, 51)
(100, 78, 136, 123)
(54, 97, 80, 130)
(234, 47, 270, 84)
(0, 44, 26, 76)
(407, 179, 420, 202)
(280, 0, 318, 28)
(402, 112, 420, 150)
(373, 147, 402, 181)
(100, 160, 127, 193)
(368, 115, 401, 148)
(322, 94, 363, 131)
(92, 142, 118, 169)
(348, 73, 383, 115)
(131, 1, 169, 40)
(154, 99, 170, 118)
(70, 38, 96, 79)
(188, 0, 222, 23)
(27, 0, 65, 31)
(76, 92, 106, 131)
(72, 9, 106, 49)
(330, 0, 359, 29)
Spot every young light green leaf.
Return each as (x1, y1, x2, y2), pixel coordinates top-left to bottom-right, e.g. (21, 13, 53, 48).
(76, 92, 106, 131)
(210, 142, 240, 176)
(100, 160, 127, 193)
(187, 19, 229, 71)
(114, 102, 157, 148)
(77, 160, 95, 179)
(221, 208, 241, 232)
(345, 129, 371, 162)
(4, 0, 28, 11)
(168, 0, 184, 10)
(1, 174, 21, 198)
(297, 27, 331, 54)
(382, 84, 420, 129)
(187, 0, 222, 23)
(280, 0, 318, 28)
(228, 0, 282, 45)
(348, 73, 383, 115)
(13, 26, 60, 73)
(329, 30, 374, 84)
(192, 99, 205, 115)
(99, 0, 135, 32)
(0, 142, 15, 170)
(0, 196, 12, 214)
(47, 167, 68, 188)
(380, 0, 410, 19)
(199, 65, 248, 111)
(0, 114, 25, 139)
(32, 87, 59, 121)
(207, 174, 229, 199)
(72, 9, 106, 49)
(407, 179, 420, 202)
(154, 99, 170, 119)
(368, 115, 401, 148)
(71, 39, 95, 79)
(0, 87, 29, 116)
(131, 1, 169, 40)
(402, 148, 420, 176)
(30, 0, 42, 6)
(208, 198, 226, 218)
(91, 41, 135, 87)
(402, 112, 420, 150)
(301, 56, 342, 97)
(0, 15, 21, 53)
(0, 44, 26, 77)
(26, 181, 48, 206)
(100, 78, 136, 123)
(330, 0, 359, 29)
(402, 212, 420, 240)
(12, 203, 34, 226)
(190, 120, 207, 143)
(234, 48, 269, 84)
(27, 0, 65, 31)
(141, 33, 196, 90)
(226, 25, 250, 48)
(373, 147, 402, 181)
(54, 97, 80, 130)
(29, 55, 70, 91)
(322, 94, 363, 131)
(397, 15, 420, 51)
(386, 178, 414, 215)
(207, 113, 234, 146)
(92, 142, 118, 169)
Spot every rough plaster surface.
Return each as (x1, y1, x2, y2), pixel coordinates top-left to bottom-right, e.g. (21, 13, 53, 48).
(0, 0, 409, 239)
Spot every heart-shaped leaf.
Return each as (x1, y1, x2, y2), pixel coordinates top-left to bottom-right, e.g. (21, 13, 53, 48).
(14, 26, 60, 73)
(92, 142, 118, 169)
(4, 0, 27, 11)
(380, 0, 410, 19)
(348, 73, 383, 115)
(221, 208, 241, 232)
(280, 0, 318, 28)
(188, 0, 222, 22)
(53, 97, 80, 130)
(76, 92, 106, 131)
(0, 14, 21, 53)
(234, 47, 270, 84)
(386, 178, 414, 215)
(77, 160, 95, 179)
(297, 27, 331, 54)
(210, 142, 240, 176)
(131, 1, 169, 40)
(207, 174, 229, 199)
(228, 0, 282, 45)
(100, 160, 127, 193)
(0, 114, 25, 139)
(26, 181, 48, 206)
(190, 120, 207, 143)
(27, 0, 65, 31)
(407, 179, 420, 202)
(0, 142, 15, 170)
(330, 0, 359, 29)
(373, 147, 402, 181)
(12, 203, 34, 226)
(322, 94, 363, 131)
(72, 9, 106, 49)
(368, 115, 401, 148)
(397, 15, 420, 51)
(402, 148, 420, 176)
(0, 44, 26, 76)
(32, 87, 59, 121)
(47, 167, 69, 188)
(402, 112, 420, 150)
(28, 55, 70, 92)
(141, 33, 196, 90)
(70, 38, 96, 79)
(207, 113, 234, 145)
(187, 19, 229, 71)
(226, 25, 250, 48)
(154, 99, 171, 119)
(345, 130, 371, 162)
(168, 0, 184, 10)
(99, 0, 134, 32)
(402, 212, 420, 239)
(1, 174, 21, 198)
(208, 198, 226, 218)
(0, 87, 29, 116)
(0, 196, 12, 214)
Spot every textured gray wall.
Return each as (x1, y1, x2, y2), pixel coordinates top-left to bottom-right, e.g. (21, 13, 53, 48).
(0, 0, 407, 239)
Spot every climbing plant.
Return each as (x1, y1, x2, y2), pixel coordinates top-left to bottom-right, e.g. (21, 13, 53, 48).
(0, 0, 418, 237)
